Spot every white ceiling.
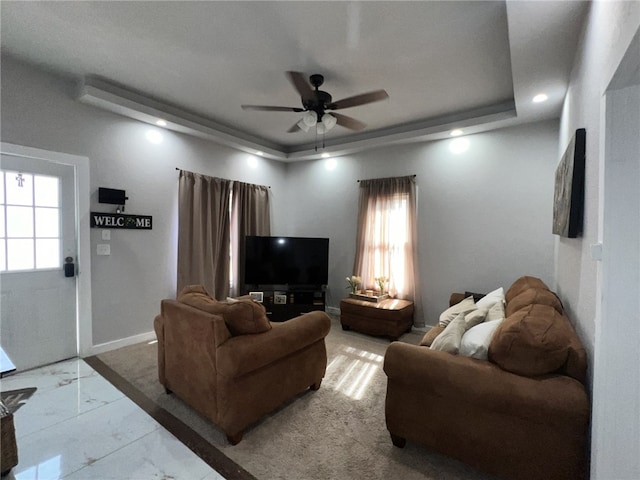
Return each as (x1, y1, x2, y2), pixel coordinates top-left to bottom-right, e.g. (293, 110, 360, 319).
(0, 1, 589, 160)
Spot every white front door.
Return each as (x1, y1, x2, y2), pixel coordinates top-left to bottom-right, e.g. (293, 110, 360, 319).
(0, 153, 78, 371)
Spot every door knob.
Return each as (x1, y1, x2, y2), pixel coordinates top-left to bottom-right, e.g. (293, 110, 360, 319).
(64, 256, 75, 277)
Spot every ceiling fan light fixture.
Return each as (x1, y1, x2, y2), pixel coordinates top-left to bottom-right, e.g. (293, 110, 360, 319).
(302, 111, 318, 127)
(322, 113, 337, 131)
(297, 118, 312, 132)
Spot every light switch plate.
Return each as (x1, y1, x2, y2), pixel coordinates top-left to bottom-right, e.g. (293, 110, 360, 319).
(102, 229, 111, 241)
(97, 244, 111, 256)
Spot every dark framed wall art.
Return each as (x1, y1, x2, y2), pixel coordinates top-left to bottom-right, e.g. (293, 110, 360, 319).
(553, 128, 586, 238)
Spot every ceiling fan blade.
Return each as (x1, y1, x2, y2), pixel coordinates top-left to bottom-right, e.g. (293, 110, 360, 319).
(241, 105, 304, 112)
(332, 112, 366, 131)
(287, 123, 301, 133)
(328, 90, 389, 110)
(286, 71, 314, 102)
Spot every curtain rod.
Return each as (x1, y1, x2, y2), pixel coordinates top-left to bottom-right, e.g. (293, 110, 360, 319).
(357, 174, 416, 183)
(175, 167, 270, 188)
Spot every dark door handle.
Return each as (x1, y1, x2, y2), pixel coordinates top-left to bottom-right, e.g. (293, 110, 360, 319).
(64, 257, 75, 277)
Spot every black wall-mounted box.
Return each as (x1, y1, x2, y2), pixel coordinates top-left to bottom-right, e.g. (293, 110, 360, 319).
(99, 187, 127, 205)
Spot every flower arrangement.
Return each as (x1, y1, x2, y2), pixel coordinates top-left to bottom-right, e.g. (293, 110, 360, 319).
(374, 276, 388, 294)
(346, 275, 362, 294)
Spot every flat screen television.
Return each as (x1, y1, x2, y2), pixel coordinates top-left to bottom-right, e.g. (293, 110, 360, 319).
(244, 236, 329, 287)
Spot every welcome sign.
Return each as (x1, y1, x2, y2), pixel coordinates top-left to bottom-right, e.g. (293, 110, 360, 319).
(90, 212, 152, 230)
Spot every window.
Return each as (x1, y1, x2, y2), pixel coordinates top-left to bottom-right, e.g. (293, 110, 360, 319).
(0, 170, 61, 272)
(353, 176, 418, 301)
(367, 192, 409, 293)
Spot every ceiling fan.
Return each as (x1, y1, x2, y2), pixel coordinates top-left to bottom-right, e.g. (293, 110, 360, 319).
(241, 71, 389, 133)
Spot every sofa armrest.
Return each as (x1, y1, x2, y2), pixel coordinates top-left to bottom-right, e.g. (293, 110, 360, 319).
(384, 342, 589, 426)
(217, 311, 331, 378)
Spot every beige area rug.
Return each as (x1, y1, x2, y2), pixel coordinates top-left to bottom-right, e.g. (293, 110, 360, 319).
(89, 316, 496, 480)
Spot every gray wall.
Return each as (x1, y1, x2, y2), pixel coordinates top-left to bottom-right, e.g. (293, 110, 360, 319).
(284, 120, 559, 325)
(2, 54, 560, 345)
(557, 2, 640, 478)
(1, 56, 288, 345)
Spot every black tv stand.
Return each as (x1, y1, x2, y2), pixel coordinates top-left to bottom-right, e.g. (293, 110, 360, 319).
(246, 287, 326, 322)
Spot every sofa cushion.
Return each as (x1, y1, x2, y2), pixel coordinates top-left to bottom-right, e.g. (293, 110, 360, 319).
(505, 287, 563, 317)
(438, 296, 476, 327)
(489, 304, 572, 377)
(459, 318, 504, 360)
(178, 285, 271, 336)
(431, 313, 466, 354)
(505, 276, 549, 303)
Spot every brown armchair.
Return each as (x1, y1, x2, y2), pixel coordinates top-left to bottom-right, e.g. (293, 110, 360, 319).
(154, 287, 331, 444)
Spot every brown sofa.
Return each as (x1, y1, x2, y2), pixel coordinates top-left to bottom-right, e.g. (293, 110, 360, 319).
(383, 276, 590, 480)
(154, 285, 331, 444)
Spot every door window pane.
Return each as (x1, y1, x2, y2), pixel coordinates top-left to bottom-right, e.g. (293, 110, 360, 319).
(35, 208, 59, 238)
(34, 175, 59, 207)
(1, 169, 63, 272)
(7, 239, 34, 270)
(5, 171, 33, 206)
(36, 239, 60, 269)
(6, 206, 34, 237)
(0, 239, 5, 271)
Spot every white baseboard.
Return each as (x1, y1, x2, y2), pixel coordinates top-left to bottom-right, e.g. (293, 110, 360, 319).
(326, 306, 340, 315)
(84, 330, 157, 357)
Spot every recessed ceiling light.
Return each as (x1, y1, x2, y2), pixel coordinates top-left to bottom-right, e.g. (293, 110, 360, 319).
(321, 153, 330, 158)
(450, 129, 464, 137)
(155, 119, 167, 127)
(532, 94, 548, 103)
(256, 151, 264, 156)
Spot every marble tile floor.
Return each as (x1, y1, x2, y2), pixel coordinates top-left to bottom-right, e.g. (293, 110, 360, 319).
(0, 358, 225, 480)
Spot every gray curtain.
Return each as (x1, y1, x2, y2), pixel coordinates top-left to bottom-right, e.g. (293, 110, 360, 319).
(177, 170, 232, 299)
(353, 175, 423, 326)
(230, 181, 271, 297)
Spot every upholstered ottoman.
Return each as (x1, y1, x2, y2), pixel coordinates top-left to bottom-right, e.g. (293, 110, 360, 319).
(340, 298, 414, 340)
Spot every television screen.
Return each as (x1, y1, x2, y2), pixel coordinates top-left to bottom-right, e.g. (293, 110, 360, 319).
(244, 236, 329, 287)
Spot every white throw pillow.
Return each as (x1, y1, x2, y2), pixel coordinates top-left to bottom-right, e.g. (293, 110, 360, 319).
(431, 312, 467, 354)
(485, 300, 505, 322)
(439, 296, 476, 327)
(459, 319, 504, 360)
(475, 287, 505, 310)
